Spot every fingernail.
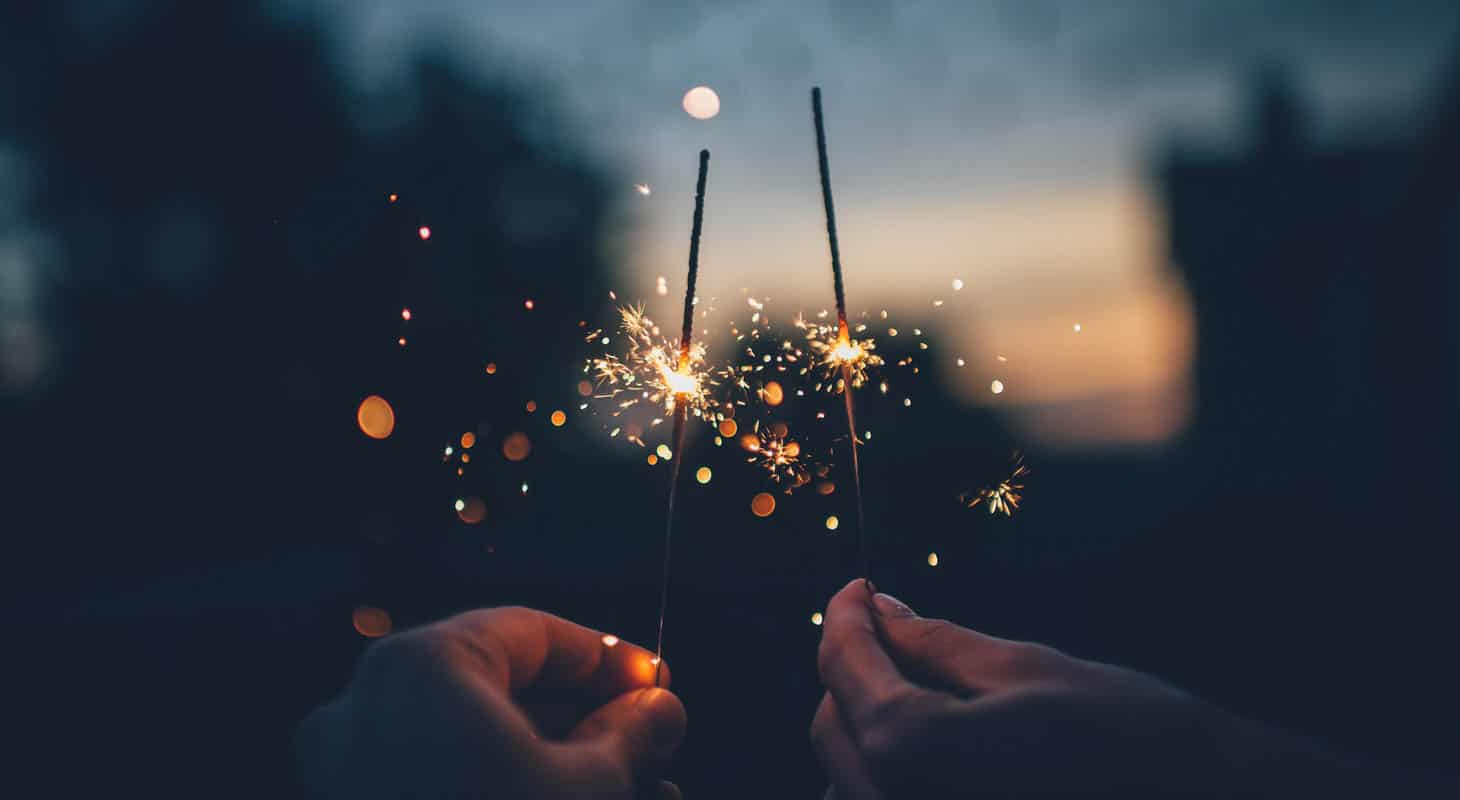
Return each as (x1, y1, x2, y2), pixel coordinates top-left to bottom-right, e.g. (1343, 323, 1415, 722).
(636, 688, 687, 749)
(874, 592, 914, 617)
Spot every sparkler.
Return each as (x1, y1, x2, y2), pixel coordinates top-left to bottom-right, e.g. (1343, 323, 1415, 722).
(653, 149, 711, 685)
(961, 452, 1029, 517)
(811, 87, 872, 586)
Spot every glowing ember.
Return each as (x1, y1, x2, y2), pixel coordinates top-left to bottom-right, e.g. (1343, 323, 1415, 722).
(485, 362, 498, 375)
(397, 337, 407, 347)
(417, 226, 431, 240)
(524, 299, 535, 311)
(663, 366, 699, 396)
(400, 308, 412, 321)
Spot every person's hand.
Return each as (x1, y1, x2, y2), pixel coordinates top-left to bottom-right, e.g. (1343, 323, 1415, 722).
(295, 607, 686, 799)
(810, 579, 1441, 799)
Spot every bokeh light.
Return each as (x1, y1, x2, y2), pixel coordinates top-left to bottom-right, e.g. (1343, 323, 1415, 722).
(353, 606, 393, 638)
(682, 86, 721, 120)
(762, 381, 784, 407)
(550, 410, 567, 427)
(825, 515, 839, 531)
(460, 432, 476, 449)
(417, 226, 431, 240)
(356, 395, 395, 439)
(457, 496, 487, 524)
(502, 432, 532, 462)
(927, 552, 940, 567)
(718, 419, 737, 438)
(485, 362, 498, 375)
(695, 466, 712, 484)
(991, 379, 1005, 395)
(656, 443, 673, 461)
(601, 634, 619, 647)
(750, 492, 776, 517)
(811, 612, 824, 626)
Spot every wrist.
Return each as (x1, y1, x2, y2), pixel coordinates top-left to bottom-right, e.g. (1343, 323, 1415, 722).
(1206, 705, 1458, 799)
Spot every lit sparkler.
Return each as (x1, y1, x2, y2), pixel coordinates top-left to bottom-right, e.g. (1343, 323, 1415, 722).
(796, 314, 883, 392)
(653, 149, 711, 686)
(812, 86, 873, 586)
(587, 304, 720, 421)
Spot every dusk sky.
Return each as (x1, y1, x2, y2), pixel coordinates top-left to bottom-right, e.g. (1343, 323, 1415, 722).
(306, 0, 1460, 446)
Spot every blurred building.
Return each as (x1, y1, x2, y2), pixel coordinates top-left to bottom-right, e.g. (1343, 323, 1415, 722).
(1157, 63, 1460, 515)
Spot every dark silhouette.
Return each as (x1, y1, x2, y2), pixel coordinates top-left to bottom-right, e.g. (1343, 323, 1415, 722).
(5, 2, 1459, 796)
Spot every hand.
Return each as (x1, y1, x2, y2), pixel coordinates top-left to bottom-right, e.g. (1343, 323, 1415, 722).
(295, 607, 686, 799)
(811, 579, 1443, 799)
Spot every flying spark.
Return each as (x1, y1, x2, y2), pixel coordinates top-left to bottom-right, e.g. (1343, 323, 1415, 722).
(961, 454, 1029, 518)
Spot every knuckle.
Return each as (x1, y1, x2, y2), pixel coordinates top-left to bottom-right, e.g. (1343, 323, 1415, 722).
(356, 628, 443, 687)
(857, 688, 924, 768)
(999, 641, 1056, 674)
(816, 635, 847, 679)
(907, 619, 963, 658)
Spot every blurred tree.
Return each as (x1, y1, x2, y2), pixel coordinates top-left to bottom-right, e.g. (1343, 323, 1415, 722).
(0, 1, 616, 592)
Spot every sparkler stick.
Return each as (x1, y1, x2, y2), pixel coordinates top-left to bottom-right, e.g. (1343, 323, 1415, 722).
(654, 148, 710, 685)
(811, 87, 872, 590)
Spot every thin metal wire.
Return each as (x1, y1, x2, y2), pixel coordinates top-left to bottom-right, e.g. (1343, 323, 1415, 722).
(812, 88, 872, 591)
(654, 149, 710, 685)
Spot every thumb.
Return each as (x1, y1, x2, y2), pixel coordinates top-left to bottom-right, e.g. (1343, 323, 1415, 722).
(551, 688, 687, 795)
(872, 593, 1031, 694)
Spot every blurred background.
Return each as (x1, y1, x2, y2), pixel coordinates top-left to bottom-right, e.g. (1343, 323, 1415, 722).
(3, 1, 1458, 795)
